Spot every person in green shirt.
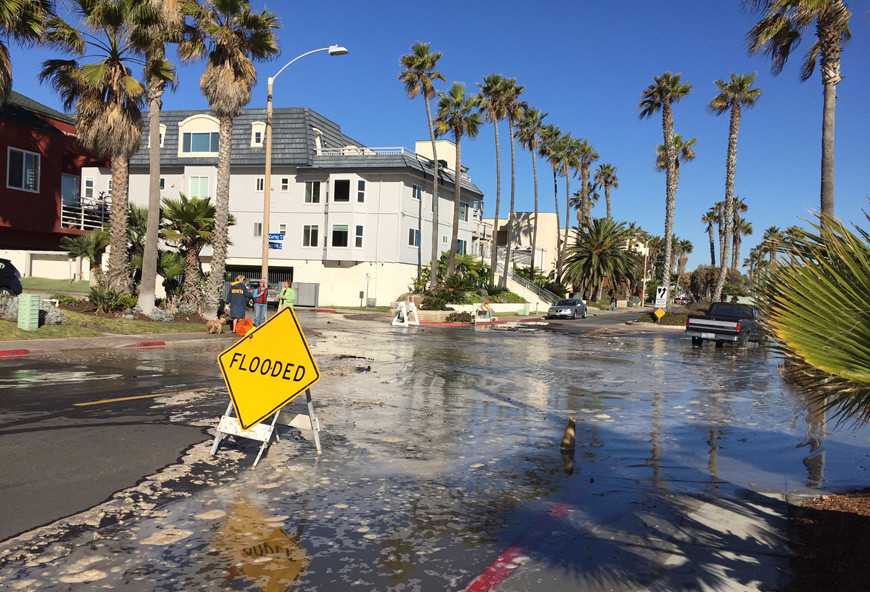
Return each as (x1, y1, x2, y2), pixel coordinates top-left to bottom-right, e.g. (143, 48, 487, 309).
(278, 280, 295, 311)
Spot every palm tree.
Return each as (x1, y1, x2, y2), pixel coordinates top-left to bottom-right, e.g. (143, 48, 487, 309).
(127, 203, 149, 287)
(499, 78, 524, 288)
(180, 0, 279, 317)
(161, 193, 217, 307)
(676, 238, 693, 278)
(709, 72, 762, 302)
(41, 0, 159, 292)
(594, 163, 618, 220)
(640, 72, 692, 302)
(539, 124, 563, 277)
(556, 134, 581, 282)
(399, 42, 446, 289)
(61, 229, 110, 286)
(515, 106, 547, 280)
(763, 225, 784, 264)
(732, 215, 753, 271)
(655, 134, 696, 189)
(564, 218, 641, 301)
(746, 0, 851, 221)
(576, 139, 598, 224)
(0, 0, 57, 105)
(136, 0, 181, 315)
(433, 82, 481, 278)
(477, 73, 509, 279)
(702, 209, 718, 266)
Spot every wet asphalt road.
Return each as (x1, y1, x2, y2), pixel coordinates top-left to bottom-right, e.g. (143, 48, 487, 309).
(2, 309, 868, 590)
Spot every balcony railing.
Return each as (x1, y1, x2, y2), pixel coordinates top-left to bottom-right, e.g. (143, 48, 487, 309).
(317, 146, 472, 181)
(61, 194, 111, 231)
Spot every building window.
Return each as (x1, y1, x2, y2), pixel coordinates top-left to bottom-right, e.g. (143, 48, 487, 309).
(408, 228, 420, 247)
(442, 235, 448, 244)
(355, 225, 364, 248)
(459, 201, 469, 222)
(279, 223, 286, 235)
(333, 179, 350, 202)
(412, 184, 421, 200)
(190, 176, 209, 198)
(251, 122, 265, 147)
(181, 131, 219, 154)
(61, 174, 79, 206)
(107, 178, 113, 194)
(253, 222, 262, 237)
(7, 147, 40, 192)
(256, 177, 264, 191)
(357, 180, 366, 203)
(303, 224, 319, 247)
(305, 181, 320, 203)
(331, 224, 349, 247)
(159, 177, 165, 190)
(457, 239, 467, 256)
(280, 177, 290, 191)
(84, 177, 94, 198)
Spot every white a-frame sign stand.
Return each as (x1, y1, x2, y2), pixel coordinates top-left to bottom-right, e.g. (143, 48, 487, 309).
(210, 389, 322, 468)
(212, 307, 323, 468)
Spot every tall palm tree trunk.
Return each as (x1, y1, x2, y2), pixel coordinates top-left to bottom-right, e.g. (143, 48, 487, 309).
(819, 8, 844, 224)
(732, 234, 741, 271)
(561, 175, 571, 284)
(488, 121, 502, 280)
(447, 135, 463, 277)
(605, 184, 612, 220)
(660, 103, 677, 302)
(139, 79, 164, 315)
(530, 149, 539, 280)
(707, 223, 716, 266)
(500, 118, 517, 287)
(106, 155, 131, 291)
(204, 115, 233, 316)
(713, 105, 741, 303)
(425, 97, 440, 288)
(552, 166, 561, 279)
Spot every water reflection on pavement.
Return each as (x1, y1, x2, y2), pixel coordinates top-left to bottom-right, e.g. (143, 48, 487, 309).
(2, 320, 870, 591)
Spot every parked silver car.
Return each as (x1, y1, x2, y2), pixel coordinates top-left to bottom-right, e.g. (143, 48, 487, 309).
(547, 298, 587, 320)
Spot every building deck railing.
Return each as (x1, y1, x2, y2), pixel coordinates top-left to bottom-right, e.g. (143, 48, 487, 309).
(61, 195, 111, 231)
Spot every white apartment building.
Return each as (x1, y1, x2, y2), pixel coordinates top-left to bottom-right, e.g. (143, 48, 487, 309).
(81, 107, 487, 307)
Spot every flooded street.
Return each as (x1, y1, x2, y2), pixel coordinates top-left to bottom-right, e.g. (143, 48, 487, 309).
(2, 317, 870, 591)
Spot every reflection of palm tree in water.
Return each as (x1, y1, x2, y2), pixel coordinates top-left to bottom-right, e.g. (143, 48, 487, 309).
(799, 394, 827, 488)
(647, 337, 666, 490)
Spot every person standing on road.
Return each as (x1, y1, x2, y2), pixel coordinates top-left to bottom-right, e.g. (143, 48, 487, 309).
(610, 295, 617, 311)
(227, 275, 251, 332)
(252, 278, 268, 326)
(278, 280, 295, 311)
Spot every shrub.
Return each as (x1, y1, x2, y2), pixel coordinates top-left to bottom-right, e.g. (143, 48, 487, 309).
(421, 294, 449, 310)
(51, 294, 80, 307)
(41, 304, 67, 325)
(119, 293, 138, 310)
(445, 311, 473, 323)
(149, 307, 174, 323)
(176, 302, 196, 315)
(0, 294, 17, 320)
(89, 287, 126, 313)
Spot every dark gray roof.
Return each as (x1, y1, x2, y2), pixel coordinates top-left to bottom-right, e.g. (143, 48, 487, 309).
(5, 91, 74, 125)
(131, 107, 361, 167)
(0, 91, 74, 134)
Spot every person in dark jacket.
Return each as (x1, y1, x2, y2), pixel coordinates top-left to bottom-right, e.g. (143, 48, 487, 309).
(227, 275, 251, 332)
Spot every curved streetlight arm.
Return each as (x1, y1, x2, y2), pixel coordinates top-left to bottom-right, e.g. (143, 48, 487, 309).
(270, 45, 348, 85)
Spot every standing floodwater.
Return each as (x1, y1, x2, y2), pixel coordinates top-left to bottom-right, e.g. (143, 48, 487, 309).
(1, 319, 868, 591)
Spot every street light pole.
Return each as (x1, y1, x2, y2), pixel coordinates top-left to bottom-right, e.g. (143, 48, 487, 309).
(261, 45, 348, 283)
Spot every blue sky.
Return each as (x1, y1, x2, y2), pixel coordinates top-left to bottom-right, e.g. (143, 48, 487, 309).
(9, 0, 870, 271)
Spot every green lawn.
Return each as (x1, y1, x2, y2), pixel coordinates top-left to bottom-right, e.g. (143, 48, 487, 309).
(21, 277, 90, 294)
(0, 309, 204, 340)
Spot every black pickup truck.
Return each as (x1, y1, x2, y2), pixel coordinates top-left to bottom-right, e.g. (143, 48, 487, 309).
(685, 302, 765, 347)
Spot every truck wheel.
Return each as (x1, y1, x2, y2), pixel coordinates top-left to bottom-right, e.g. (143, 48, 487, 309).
(691, 336, 703, 347)
(738, 331, 750, 348)
(715, 341, 724, 349)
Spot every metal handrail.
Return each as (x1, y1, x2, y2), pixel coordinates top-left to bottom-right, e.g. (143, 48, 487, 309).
(494, 257, 559, 304)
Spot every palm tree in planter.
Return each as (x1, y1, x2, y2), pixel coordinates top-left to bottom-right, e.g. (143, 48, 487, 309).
(564, 218, 641, 302)
(515, 106, 547, 281)
(180, 0, 279, 317)
(399, 42, 446, 288)
(640, 72, 692, 302)
(594, 163, 619, 220)
(161, 193, 229, 308)
(709, 72, 762, 303)
(433, 82, 481, 278)
(41, 0, 159, 292)
(61, 230, 110, 287)
(746, 0, 851, 222)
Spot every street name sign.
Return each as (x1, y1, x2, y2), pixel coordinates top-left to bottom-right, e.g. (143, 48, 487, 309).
(268, 232, 283, 241)
(218, 307, 320, 430)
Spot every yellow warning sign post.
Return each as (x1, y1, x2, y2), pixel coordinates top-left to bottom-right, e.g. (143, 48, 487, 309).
(212, 307, 322, 467)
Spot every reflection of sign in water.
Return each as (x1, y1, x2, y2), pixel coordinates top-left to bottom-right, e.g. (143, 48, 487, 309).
(218, 307, 320, 430)
(219, 497, 310, 591)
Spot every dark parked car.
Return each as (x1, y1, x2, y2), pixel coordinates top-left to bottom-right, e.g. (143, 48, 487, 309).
(547, 298, 587, 320)
(0, 258, 22, 295)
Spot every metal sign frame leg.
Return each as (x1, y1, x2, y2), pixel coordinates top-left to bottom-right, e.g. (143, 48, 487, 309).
(305, 389, 322, 454)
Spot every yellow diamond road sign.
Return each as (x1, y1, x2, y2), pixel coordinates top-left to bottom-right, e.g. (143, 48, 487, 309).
(654, 307, 666, 319)
(218, 307, 320, 430)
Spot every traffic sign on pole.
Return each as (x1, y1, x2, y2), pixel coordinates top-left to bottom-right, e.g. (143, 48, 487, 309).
(218, 307, 320, 430)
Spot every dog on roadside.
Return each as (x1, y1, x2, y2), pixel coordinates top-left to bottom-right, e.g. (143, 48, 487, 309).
(207, 317, 227, 335)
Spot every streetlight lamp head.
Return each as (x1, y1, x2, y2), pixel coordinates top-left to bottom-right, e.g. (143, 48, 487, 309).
(328, 45, 349, 56)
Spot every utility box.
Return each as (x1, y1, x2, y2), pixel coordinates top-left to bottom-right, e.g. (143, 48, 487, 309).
(17, 294, 40, 331)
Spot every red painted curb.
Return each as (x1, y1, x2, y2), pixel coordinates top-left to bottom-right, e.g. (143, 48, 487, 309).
(119, 341, 166, 349)
(313, 308, 338, 314)
(0, 349, 30, 357)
